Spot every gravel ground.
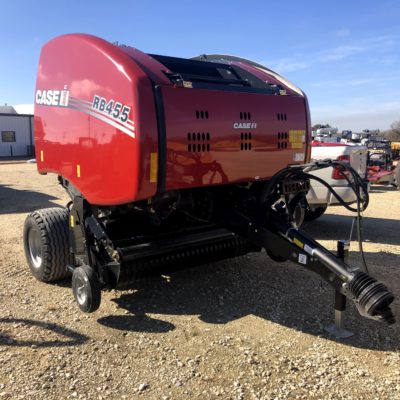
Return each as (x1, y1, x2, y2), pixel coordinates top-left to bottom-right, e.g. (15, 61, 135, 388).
(0, 163, 399, 400)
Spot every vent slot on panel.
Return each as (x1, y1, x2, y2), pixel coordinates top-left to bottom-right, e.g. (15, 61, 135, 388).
(187, 132, 211, 152)
(277, 113, 287, 121)
(277, 132, 288, 149)
(195, 110, 209, 119)
(240, 132, 252, 151)
(240, 111, 252, 120)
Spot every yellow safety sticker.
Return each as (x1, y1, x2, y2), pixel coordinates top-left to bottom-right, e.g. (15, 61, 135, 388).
(293, 237, 304, 249)
(289, 130, 305, 149)
(150, 152, 158, 183)
(76, 164, 81, 178)
(70, 215, 75, 228)
(40, 150, 44, 162)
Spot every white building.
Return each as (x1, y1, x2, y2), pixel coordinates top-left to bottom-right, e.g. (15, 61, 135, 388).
(0, 105, 34, 157)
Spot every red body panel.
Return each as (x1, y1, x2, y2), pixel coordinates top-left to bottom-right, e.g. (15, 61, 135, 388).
(35, 34, 311, 205)
(162, 87, 308, 188)
(35, 34, 159, 205)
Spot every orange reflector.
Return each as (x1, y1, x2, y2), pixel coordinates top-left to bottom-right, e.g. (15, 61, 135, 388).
(150, 153, 158, 183)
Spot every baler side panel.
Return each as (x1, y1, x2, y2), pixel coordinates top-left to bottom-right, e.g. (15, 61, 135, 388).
(34, 34, 158, 205)
(161, 87, 308, 189)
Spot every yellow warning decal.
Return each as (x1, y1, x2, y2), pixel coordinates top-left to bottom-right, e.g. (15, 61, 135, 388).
(70, 215, 75, 228)
(150, 153, 158, 183)
(289, 130, 305, 149)
(76, 164, 81, 178)
(293, 237, 304, 249)
(40, 150, 44, 162)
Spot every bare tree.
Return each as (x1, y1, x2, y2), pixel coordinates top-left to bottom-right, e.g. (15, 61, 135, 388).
(383, 121, 400, 142)
(312, 123, 332, 130)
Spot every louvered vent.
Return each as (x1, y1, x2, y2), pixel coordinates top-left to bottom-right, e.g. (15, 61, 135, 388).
(187, 132, 211, 152)
(277, 132, 288, 149)
(240, 132, 252, 151)
(277, 113, 287, 121)
(195, 110, 209, 119)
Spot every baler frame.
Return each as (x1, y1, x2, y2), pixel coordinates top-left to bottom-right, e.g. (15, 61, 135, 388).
(56, 162, 394, 326)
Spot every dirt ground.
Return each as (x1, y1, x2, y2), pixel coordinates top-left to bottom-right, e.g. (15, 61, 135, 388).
(0, 163, 399, 400)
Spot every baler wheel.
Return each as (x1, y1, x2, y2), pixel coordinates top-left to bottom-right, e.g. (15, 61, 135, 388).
(72, 265, 101, 313)
(23, 207, 70, 282)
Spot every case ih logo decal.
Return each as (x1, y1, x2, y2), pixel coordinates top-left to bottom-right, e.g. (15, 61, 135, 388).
(35, 86, 135, 139)
(35, 86, 70, 107)
(233, 122, 257, 129)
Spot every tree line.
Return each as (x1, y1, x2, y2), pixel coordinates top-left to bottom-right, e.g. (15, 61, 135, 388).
(383, 121, 400, 142)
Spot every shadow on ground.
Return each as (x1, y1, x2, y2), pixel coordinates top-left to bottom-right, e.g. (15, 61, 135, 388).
(97, 244, 400, 351)
(303, 213, 400, 246)
(0, 185, 61, 214)
(369, 184, 398, 193)
(0, 318, 89, 347)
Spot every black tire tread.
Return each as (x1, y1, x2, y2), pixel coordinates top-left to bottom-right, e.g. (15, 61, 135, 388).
(24, 207, 69, 282)
(72, 265, 101, 313)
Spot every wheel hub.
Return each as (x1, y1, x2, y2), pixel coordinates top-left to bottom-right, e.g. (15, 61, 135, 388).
(76, 282, 87, 305)
(28, 228, 42, 269)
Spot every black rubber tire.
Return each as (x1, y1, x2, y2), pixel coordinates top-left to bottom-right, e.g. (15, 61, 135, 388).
(304, 205, 327, 222)
(72, 265, 101, 313)
(23, 207, 70, 282)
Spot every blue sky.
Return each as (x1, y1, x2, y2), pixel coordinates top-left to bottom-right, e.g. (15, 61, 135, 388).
(1, 0, 399, 131)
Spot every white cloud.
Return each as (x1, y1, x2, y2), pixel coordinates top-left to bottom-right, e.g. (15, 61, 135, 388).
(323, 45, 364, 61)
(310, 78, 376, 88)
(335, 28, 350, 38)
(321, 35, 396, 62)
(260, 35, 397, 75)
(260, 57, 308, 73)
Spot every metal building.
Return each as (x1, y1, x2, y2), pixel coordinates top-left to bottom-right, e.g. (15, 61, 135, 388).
(0, 105, 34, 158)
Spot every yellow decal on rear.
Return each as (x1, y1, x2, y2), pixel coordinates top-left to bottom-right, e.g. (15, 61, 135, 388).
(150, 153, 158, 183)
(289, 130, 305, 149)
(76, 164, 81, 178)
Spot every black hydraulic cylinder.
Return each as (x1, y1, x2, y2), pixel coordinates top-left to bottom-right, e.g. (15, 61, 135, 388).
(257, 217, 395, 324)
(334, 290, 346, 312)
(335, 240, 349, 313)
(276, 225, 395, 324)
(214, 203, 395, 324)
(283, 226, 353, 282)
